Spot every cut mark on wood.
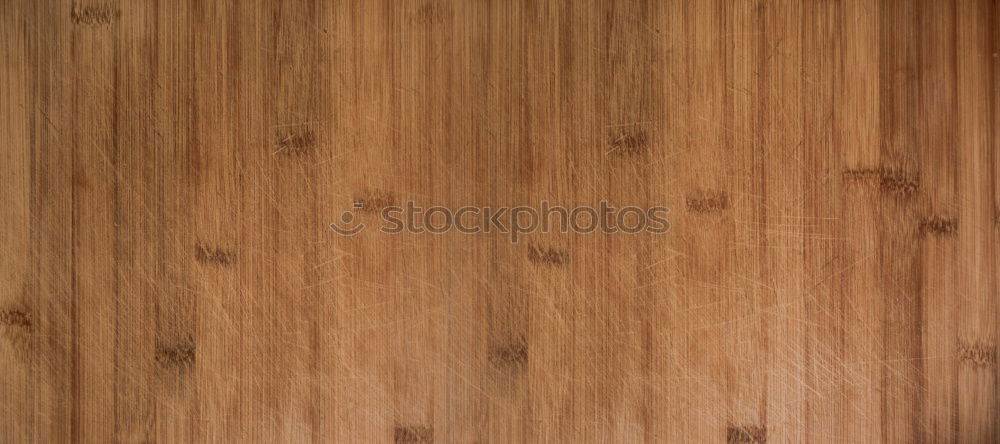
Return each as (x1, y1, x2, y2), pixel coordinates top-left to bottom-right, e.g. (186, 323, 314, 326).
(528, 244, 569, 266)
(195, 243, 236, 266)
(843, 167, 919, 196)
(686, 190, 729, 213)
(727, 424, 767, 443)
(352, 191, 396, 213)
(394, 425, 433, 443)
(608, 127, 648, 156)
(275, 129, 317, 156)
(958, 341, 996, 367)
(489, 335, 528, 372)
(70, 3, 120, 25)
(918, 216, 957, 236)
(0, 310, 31, 329)
(155, 339, 195, 369)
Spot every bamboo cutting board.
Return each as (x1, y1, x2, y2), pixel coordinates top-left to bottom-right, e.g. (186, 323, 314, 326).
(1, 0, 998, 442)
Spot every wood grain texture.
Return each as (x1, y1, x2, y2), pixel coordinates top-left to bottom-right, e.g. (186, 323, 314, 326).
(1, 0, 998, 442)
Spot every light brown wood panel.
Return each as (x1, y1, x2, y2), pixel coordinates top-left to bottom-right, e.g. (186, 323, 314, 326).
(2, 0, 998, 442)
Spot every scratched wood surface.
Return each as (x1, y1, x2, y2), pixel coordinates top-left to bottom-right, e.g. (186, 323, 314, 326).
(1, 0, 998, 442)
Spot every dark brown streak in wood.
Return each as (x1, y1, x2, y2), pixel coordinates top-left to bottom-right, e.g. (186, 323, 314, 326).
(726, 424, 767, 443)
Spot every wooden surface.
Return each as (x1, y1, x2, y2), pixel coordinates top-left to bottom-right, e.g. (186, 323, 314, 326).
(2, 0, 999, 442)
